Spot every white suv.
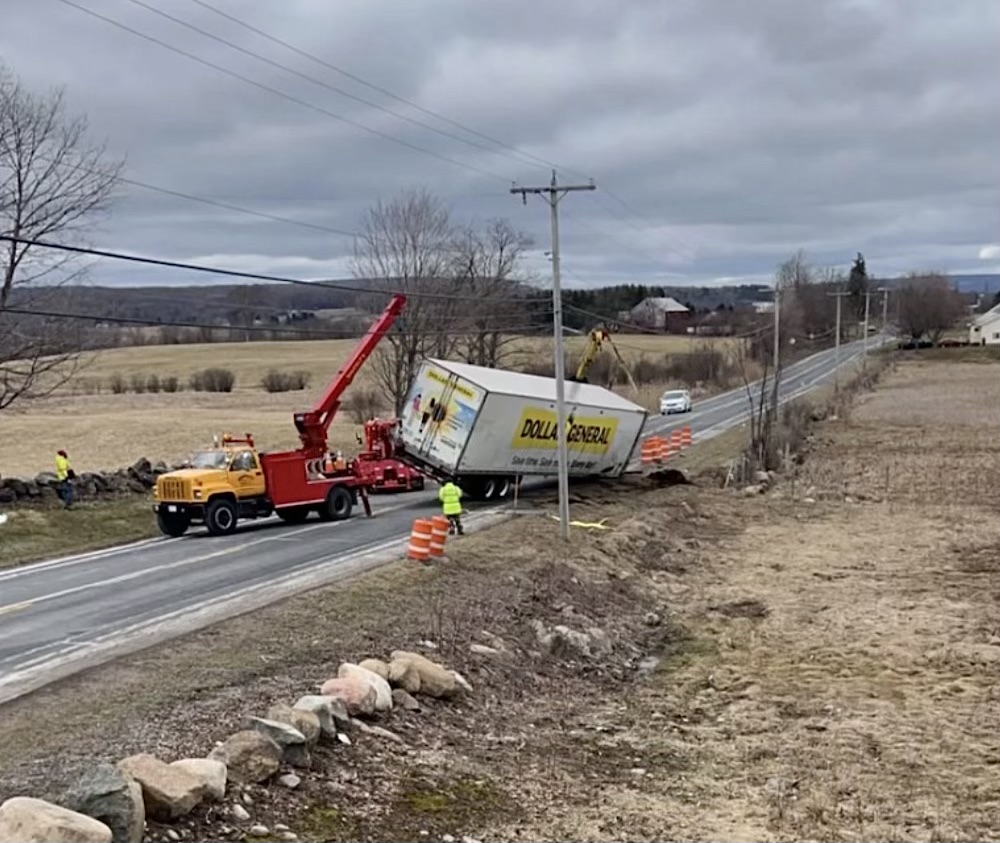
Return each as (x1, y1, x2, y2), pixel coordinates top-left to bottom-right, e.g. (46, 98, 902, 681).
(659, 389, 692, 415)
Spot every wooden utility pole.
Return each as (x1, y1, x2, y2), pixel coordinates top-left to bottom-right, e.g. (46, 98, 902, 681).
(511, 171, 596, 541)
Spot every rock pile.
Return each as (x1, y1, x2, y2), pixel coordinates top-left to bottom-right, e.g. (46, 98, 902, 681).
(0, 458, 172, 506)
(0, 650, 469, 843)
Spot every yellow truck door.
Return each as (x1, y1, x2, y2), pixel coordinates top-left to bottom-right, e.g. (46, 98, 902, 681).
(229, 450, 267, 498)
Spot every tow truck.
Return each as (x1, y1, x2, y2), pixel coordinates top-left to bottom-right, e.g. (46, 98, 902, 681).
(153, 294, 407, 537)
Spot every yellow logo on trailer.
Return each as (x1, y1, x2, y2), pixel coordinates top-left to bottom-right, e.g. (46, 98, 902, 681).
(512, 408, 618, 455)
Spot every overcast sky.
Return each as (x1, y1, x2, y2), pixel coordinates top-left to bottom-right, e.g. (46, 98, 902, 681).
(3, 0, 999, 288)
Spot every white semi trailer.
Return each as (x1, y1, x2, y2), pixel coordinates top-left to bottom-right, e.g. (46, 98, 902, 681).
(394, 359, 649, 500)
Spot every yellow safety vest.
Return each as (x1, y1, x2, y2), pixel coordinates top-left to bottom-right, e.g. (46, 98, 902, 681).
(55, 454, 71, 481)
(438, 483, 463, 515)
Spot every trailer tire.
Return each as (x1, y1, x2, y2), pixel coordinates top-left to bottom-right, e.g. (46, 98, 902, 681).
(205, 498, 238, 536)
(319, 486, 353, 521)
(156, 510, 190, 538)
(277, 505, 310, 524)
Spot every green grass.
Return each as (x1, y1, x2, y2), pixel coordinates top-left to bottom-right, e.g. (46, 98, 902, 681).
(0, 497, 158, 569)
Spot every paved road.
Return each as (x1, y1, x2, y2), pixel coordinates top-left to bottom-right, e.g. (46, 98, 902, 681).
(0, 336, 882, 702)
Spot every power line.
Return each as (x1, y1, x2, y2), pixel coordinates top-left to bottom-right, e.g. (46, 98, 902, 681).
(53, 0, 509, 183)
(186, 0, 569, 174)
(3, 305, 551, 339)
(184, 0, 703, 266)
(0, 234, 548, 303)
(122, 0, 551, 175)
(140, 0, 698, 266)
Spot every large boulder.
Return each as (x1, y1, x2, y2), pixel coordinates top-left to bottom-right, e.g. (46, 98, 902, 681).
(266, 703, 321, 747)
(338, 662, 393, 712)
(63, 763, 145, 843)
(209, 731, 281, 784)
(0, 796, 113, 843)
(319, 676, 376, 716)
(293, 695, 351, 739)
(1, 477, 27, 497)
(0, 486, 15, 504)
(169, 759, 227, 802)
(117, 754, 203, 821)
(357, 658, 390, 680)
(388, 651, 457, 698)
(247, 717, 310, 768)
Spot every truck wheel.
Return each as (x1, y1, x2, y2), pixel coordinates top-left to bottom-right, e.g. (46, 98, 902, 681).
(156, 510, 190, 538)
(205, 498, 238, 536)
(277, 506, 310, 524)
(319, 486, 353, 521)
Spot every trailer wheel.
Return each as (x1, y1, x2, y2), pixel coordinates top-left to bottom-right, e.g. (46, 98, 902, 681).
(319, 486, 353, 521)
(483, 476, 511, 500)
(156, 510, 190, 538)
(277, 505, 310, 524)
(205, 498, 238, 536)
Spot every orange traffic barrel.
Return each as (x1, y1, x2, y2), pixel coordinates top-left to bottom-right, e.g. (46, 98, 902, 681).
(407, 518, 433, 562)
(640, 437, 659, 464)
(681, 426, 693, 447)
(656, 437, 672, 461)
(670, 429, 683, 451)
(429, 515, 450, 557)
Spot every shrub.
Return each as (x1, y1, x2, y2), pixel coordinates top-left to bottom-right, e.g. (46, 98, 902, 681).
(146, 374, 161, 394)
(162, 375, 180, 393)
(108, 372, 127, 394)
(663, 344, 738, 387)
(190, 367, 236, 393)
(261, 369, 311, 393)
(344, 387, 385, 424)
(129, 373, 146, 394)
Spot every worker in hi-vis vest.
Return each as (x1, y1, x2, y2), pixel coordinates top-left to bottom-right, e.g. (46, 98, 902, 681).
(438, 480, 464, 536)
(55, 449, 75, 510)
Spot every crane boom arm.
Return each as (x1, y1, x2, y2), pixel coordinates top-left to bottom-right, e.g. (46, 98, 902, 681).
(573, 329, 610, 381)
(293, 293, 406, 452)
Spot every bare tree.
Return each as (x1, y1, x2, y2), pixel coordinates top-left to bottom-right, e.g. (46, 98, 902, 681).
(451, 218, 535, 368)
(351, 189, 463, 414)
(897, 272, 964, 341)
(0, 64, 122, 411)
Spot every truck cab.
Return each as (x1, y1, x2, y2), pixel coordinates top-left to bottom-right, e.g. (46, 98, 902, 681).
(154, 434, 272, 537)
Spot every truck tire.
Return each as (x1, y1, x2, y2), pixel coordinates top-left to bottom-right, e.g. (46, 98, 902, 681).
(205, 497, 238, 536)
(156, 510, 190, 538)
(319, 486, 353, 521)
(277, 505, 310, 524)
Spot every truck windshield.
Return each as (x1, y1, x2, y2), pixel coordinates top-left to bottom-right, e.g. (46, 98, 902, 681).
(189, 451, 230, 469)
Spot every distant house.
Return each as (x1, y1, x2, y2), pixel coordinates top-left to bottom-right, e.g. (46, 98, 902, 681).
(751, 300, 775, 314)
(627, 297, 691, 332)
(969, 303, 1000, 345)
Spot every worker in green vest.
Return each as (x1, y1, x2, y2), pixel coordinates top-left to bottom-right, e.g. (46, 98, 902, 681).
(438, 480, 464, 536)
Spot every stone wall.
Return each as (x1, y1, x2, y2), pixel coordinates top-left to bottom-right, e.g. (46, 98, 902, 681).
(0, 458, 171, 506)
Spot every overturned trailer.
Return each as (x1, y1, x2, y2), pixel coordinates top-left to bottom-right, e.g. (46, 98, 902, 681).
(391, 359, 649, 500)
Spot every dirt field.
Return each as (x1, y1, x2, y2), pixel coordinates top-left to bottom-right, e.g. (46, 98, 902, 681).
(0, 333, 718, 478)
(0, 356, 995, 842)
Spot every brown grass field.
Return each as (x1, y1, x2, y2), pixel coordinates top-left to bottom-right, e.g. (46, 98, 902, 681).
(0, 334, 731, 478)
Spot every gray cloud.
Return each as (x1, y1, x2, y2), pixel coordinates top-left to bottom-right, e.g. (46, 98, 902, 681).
(3, 0, 998, 289)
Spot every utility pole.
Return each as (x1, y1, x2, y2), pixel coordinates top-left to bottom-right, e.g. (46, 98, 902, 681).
(511, 170, 596, 541)
(877, 286, 891, 331)
(862, 289, 871, 366)
(828, 291, 851, 391)
(770, 284, 781, 417)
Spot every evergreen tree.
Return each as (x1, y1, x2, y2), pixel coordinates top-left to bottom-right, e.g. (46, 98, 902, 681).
(847, 252, 868, 320)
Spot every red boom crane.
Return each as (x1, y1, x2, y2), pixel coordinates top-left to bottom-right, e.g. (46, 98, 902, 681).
(292, 293, 407, 455)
